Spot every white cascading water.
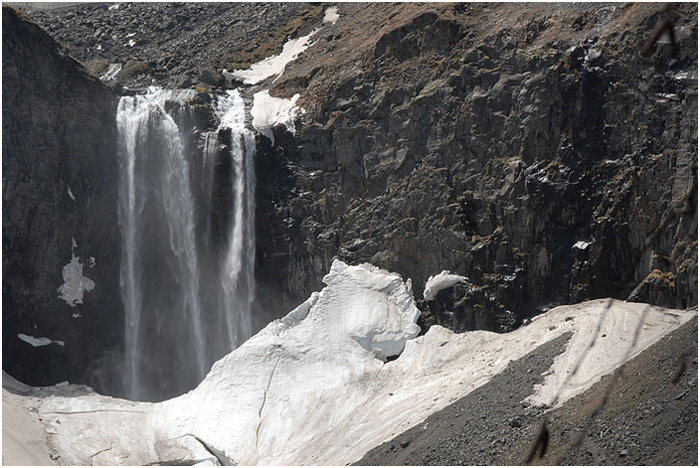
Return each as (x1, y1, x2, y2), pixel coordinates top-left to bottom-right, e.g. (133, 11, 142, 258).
(212, 91, 256, 348)
(117, 88, 255, 401)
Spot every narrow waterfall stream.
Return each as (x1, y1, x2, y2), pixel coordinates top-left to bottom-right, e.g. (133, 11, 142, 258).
(211, 91, 256, 352)
(117, 88, 255, 401)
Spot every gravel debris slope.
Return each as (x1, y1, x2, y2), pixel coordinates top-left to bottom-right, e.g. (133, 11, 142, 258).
(356, 315, 698, 466)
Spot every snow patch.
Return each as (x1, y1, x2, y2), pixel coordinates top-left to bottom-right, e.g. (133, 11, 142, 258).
(423, 270, 468, 300)
(100, 63, 122, 82)
(526, 301, 692, 407)
(655, 92, 679, 101)
(66, 185, 76, 201)
(223, 30, 316, 85)
(573, 240, 592, 250)
(250, 90, 302, 144)
(674, 70, 698, 84)
(18, 334, 64, 347)
(56, 238, 95, 307)
(323, 6, 339, 24)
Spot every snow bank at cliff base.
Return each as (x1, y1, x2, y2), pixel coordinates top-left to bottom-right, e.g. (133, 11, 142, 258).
(13, 261, 696, 466)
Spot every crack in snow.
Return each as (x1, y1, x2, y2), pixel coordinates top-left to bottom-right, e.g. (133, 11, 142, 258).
(255, 351, 283, 455)
(88, 443, 113, 465)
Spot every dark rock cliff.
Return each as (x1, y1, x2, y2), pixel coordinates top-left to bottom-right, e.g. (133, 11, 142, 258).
(260, 3, 698, 328)
(2, 5, 122, 392)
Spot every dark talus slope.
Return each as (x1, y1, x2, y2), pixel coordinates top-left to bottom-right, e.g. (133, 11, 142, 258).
(25, 2, 325, 91)
(2, 5, 122, 393)
(530, 315, 698, 466)
(356, 330, 574, 466)
(356, 315, 698, 466)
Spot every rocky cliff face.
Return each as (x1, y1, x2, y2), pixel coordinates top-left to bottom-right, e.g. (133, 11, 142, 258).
(261, 3, 698, 328)
(2, 5, 122, 392)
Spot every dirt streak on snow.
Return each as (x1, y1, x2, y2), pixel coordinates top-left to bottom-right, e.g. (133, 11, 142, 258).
(2, 374, 57, 466)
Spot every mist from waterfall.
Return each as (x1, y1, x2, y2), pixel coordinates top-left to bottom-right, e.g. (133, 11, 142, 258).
(117, 88, 255, 401)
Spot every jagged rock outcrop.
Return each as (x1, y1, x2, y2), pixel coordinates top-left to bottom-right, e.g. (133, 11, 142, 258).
(2, 5, 122, 391)
(417, 282, 513, 334)
(260, 3, 698, 326)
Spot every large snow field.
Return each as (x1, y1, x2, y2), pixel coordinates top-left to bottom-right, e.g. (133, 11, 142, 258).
(8, 260, 696, 466)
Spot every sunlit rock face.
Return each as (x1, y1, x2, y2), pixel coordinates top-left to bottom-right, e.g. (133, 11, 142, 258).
(254, 3, 698, 325)
(2, 5, 122, 392)
(17, 3, 697, 327)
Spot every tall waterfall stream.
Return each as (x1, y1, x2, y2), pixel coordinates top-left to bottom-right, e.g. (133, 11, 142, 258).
(117, 88, 255, 401)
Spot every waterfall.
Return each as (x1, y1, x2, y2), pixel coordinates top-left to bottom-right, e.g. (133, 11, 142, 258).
(212, 91, 256, 348)
(117, 88, 255, 401)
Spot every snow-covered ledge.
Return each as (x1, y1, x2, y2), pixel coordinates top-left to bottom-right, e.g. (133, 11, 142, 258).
(423, 270, 469, 301)
(250, 89, 302, 144)
(222, 30, 316, 86)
